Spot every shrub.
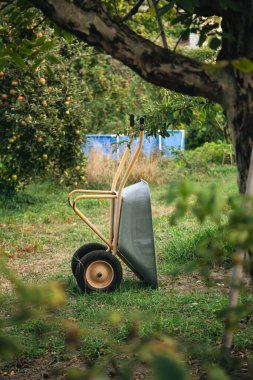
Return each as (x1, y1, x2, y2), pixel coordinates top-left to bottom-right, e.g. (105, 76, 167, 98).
(174, 142, 234, 173)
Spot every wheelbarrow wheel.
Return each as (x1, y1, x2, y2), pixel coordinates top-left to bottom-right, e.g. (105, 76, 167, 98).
(71, 242, 107, 276)
(75, 250, 122, 293)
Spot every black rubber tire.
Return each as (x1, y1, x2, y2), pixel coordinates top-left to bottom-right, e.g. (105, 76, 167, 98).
(75, 250, 123, 293)
(71, 242, 107, 276)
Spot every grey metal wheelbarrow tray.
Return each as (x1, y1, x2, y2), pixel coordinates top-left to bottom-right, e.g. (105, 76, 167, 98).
(116, 180, 158, 288)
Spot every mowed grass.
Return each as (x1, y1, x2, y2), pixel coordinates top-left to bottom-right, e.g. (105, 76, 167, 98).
(1, 164, 253, 368)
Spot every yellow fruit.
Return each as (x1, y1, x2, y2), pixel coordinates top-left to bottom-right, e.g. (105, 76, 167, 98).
(11, 174, 17, 181)
(75, 166, 80, 171)
(39, 77, 46, 85)
(37, 137, 43, 142)
(75, 130, 80, 135)
(42, 154, 48, 160)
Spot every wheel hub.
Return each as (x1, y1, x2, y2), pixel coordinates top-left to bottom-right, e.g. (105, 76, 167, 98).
(85, 260, 114, 289)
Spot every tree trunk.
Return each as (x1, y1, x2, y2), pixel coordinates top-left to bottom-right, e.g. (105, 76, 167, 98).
(221, 70, 253, 349)
(225, 73, 253, 194)
(220, 3, 253, 193)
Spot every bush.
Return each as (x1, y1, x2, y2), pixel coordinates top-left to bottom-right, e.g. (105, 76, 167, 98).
(174, 142, 234, 172)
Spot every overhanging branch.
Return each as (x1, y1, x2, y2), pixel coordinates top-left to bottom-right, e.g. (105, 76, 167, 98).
(29, 0, 226, 104)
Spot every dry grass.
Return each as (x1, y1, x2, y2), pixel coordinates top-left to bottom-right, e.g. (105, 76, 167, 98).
(86, 149, 164, 188)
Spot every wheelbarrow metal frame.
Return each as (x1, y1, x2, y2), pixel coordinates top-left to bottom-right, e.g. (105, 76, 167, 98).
(68, 123, 144, 257)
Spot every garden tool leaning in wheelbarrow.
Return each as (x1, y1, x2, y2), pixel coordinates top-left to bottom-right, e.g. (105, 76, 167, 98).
(68, 114, 158, 292)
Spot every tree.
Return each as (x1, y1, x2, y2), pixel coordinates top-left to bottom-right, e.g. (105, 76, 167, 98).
(20, 0, 252, 196)
(0, 46, 88, 192)
(2, 0, 253, 351)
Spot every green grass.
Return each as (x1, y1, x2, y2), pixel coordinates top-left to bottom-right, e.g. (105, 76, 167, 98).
(2, 164, 253, 373)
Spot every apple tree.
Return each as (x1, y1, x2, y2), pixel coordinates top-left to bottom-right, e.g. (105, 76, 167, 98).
(0, 25, 90, 192)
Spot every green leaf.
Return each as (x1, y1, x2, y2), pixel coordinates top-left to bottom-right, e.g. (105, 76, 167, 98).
(46, 54, 61, 64)
(39, 41, 55, 53)
(10, 53, 26, 69)
(171, 12, 192, 25)
(54, 25, 74, 42)
(0, 58, 7, 69)
(198, 32, 207, 47)
(30, 58, 44, 72)
(158, 3, 172, 16)
(232, 57, 253, 73)
(54, 24, 62, 37)
(46, 65, 54, 77)
(177, 0, 199, 13)
(209, 37, 221, 50)
(153, 356, 186, 380)
(62, 30, 74, 42)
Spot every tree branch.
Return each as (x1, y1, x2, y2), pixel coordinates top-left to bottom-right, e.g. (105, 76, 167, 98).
(121, 0, 145, 22)
(29, 0, 226, 104)
(151, 0, 168, 49)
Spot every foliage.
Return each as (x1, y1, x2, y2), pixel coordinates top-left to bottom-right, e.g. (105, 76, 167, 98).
(0, 0, 74, 71)
(75, 50, 160, 134)
(174, 142, 235, 174)
(0, 14, 93, 193)
(0, 258, 65, 363)
(178, 46, 216, 63)
(166, 178, 253, 333)
(144, 90, 226, 147)
(0, 60, 87, 193)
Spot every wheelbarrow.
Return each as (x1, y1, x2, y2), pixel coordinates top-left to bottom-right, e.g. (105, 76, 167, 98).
(68, 115, 158, 292)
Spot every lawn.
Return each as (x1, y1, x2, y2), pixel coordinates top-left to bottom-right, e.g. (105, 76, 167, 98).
(1, 164, 253, 379)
